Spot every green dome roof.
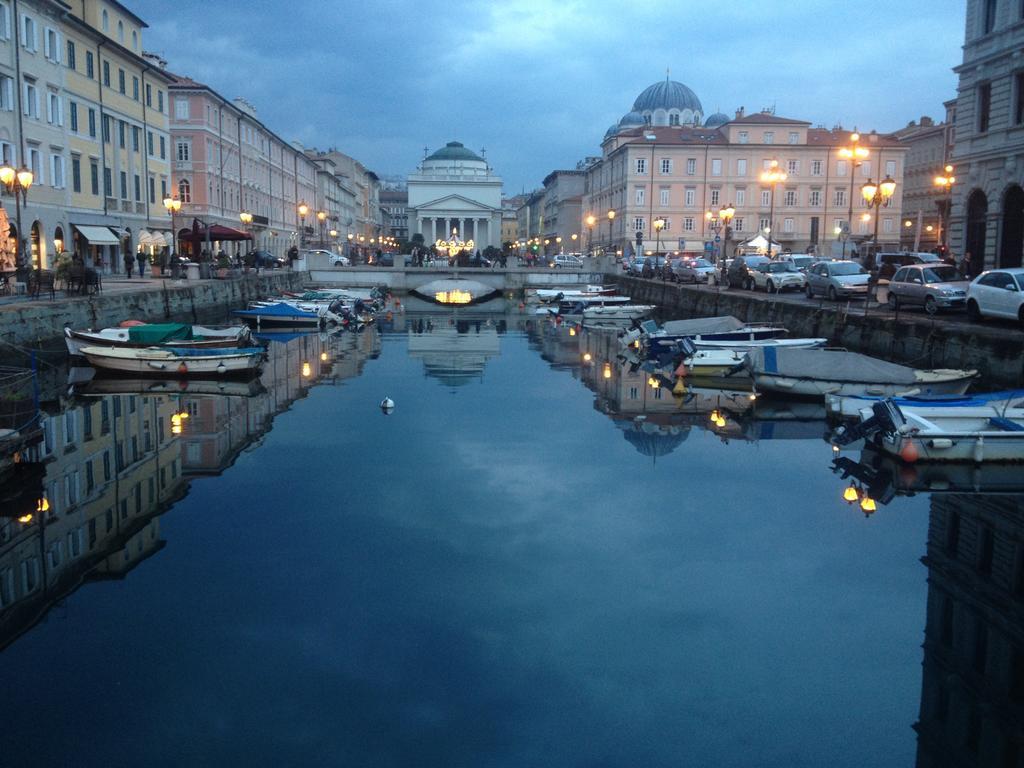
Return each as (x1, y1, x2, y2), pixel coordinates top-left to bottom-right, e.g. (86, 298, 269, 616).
(425, 141, 484, 163)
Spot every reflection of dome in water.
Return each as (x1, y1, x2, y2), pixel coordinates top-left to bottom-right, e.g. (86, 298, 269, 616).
(407, 324, 500, 388)
(616, 419, 689, 458)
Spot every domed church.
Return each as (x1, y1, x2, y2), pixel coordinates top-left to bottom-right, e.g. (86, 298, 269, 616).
(605, 75, 729, 139)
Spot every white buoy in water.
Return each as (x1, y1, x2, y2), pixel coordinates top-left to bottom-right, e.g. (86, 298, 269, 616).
(380, 397, 395, 414)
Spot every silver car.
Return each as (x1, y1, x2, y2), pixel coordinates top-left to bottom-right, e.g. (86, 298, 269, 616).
(887, 263, 968, 314)
(805, 260, 871, 300)
(751, 261, 806, 293)
(669, 257, 715, 283)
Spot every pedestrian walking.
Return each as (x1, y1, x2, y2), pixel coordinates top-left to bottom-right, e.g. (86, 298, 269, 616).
(960, 251, 973, 279)
(136, 251, 146, 278)
(124, 253, 133, 278)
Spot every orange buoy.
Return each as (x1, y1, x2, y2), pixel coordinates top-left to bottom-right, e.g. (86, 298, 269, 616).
(119, 319, 145, 327)
(177, 362, 188, 374)
(899, 439, 919, 463)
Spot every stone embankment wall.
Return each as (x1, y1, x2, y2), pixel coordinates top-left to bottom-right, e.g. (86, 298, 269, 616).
(616, 276, 1024, 387)
(0, 272, 305, 349)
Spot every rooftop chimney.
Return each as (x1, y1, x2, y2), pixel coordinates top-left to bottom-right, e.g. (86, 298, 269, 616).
(735, 106, 745, 119)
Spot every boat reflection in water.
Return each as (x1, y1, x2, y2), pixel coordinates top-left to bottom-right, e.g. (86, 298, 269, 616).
(0, 328, 378, 651)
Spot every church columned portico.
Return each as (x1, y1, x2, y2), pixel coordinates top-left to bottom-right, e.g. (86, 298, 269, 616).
(407, 141, 503, 251)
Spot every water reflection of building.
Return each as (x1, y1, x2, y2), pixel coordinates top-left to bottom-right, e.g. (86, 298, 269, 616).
(0, 393, 185, 651)
(407, 318, 500, 387)
(915, 493, 1024, 767)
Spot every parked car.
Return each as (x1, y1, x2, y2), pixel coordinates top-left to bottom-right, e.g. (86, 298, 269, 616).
(887, 263, 968, 314)
(549, 254, 582, 268)
(805, 260, 871, 300)
(378, 253, 414, 267)
(625, 256, 645, 276)
(668, 257, 716, 283)
(775, 254, 816, 273)
(641, 255, 668, 278)
(870, 251, 942, 278)
(332, 254, 351, 267)
(247, 250, 285, 269)
(750, 261, 807, 293)
(468, 253, 493, 267)
(966, 267, 1024, 326)
(726, 254, 771, 289)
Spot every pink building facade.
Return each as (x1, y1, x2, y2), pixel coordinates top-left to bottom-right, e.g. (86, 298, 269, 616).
(166, 74, 317, 256)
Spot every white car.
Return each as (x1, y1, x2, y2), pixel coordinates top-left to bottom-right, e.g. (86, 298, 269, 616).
(750, 261, 806, 293)
(550, 254, 583, 268)
(331, 254, 351, 267)
(966, 267, 1024, 326)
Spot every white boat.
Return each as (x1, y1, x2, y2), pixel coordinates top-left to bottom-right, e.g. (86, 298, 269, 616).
(582, 304, 655, 324)
(535, 295, 634, 316)
(624, 317, 790, 359)
(838, 400, 1024, 462)
(674, 349, 748, 377)
(694, 337, 827, 352)
(745, 347, 977, 398)
(79, 345, 264, 376)
(826, 390, 1024, 419)
(64, 323, 250, 356)
(534, 285, 617, 302)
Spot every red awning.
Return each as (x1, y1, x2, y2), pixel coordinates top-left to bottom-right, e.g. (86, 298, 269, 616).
(187, 220, 253, 243)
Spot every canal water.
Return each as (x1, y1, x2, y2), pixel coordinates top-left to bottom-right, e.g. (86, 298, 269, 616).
(0, 310, 1017, 767)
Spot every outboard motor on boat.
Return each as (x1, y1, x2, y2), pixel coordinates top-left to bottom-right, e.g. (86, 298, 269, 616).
(670, 337, 698, 359)
(832, 398, 908, 446)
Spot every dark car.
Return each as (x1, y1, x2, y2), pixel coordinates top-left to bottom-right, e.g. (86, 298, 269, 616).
(726, 254, 771, 289)
(641, 256, 668, 278)
(467, 253, 493, 267)
(248, 250, 285, 269)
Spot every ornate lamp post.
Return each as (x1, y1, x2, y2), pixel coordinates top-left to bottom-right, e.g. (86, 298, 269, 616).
(860, 175, 897, 257)
(585, 214, 596, 255)
(316, 210, 327, 246)
(606, 209, 616, 256)
(933, 164, 955, 252)
(653, 217, 665, 255)
(759, 160, 786, 256)
(719, 204, 735, 262)
(838, 132, 870, 258)
(0, 163, 34, 275)
(297, 201, 309, 248)
(163, 194, 182, 262)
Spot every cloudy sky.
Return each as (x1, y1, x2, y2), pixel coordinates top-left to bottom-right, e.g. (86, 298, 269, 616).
(135, 0, 965, 193)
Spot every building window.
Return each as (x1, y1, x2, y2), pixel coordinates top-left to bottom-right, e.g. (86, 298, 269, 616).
(90, 160, 98, 195)
(683, 217, 694, 231)
(738, 131, 748, 144)
(809, 190, 822, 206)
(669, 113, 679, 126)
(763, 131, 774, 144)
(787, 159, 799, 175)
(44, 26, 58, 62)
(659, 218, 671, 231)
(761, 189, 771, 206)
(119, 171, 127, 199)
(148, 175, 155, 203)
(176, 140, 190, 162)
(837, 160, 848, 176)
(978, 82, 992, 133)
(132, 30, 137, 50)
(132, 76, 139, 101)
(146, 130, 153, 155)
(117, 68, 125, 94)
(50, 153, 64, 188)
(811, 159, 822, 176)
(659, 188, 670, 206)
(711, 158, 722, 176)
(0, 75, 15, 111)
(46, 90, 61, 125)
(684, 188, 695, 206)
(883, 217, 894, 234)
(660, 158, 671, 174)
(157, 90, 164, 112)
(710, 188, 720, 206)
(159, 135, 165, 159)
(634, 186, 644, 205)
(22, 77, 38, 118)
(788, 132, 799, 144)
(117, 20, 123, 42)
(118, 120, 125, 148)
(759, 216, 770, 231)
(735, 189, 746, 206)
(85, 50, 93, 79)
(834, 188, 847, 206)
(686, 158, 696, 175)
(174, 97, 189, 120)
(733, 217, 744, 232)
(736, 158, 747, 176)
(0, 3, 9, 41)
(69, 100, 77, 131)
(783, 217, 794, 233)
(635, 158, 646, 174)
(179, 178, 191, 202)
(102, 166, 111, 197)
(784, 189, 797, 206)
(22, 14, 35, 51)
(145, 83, 151, 106)
(27, 146, 40, 181)
(633, 217, 645, 231)
(102, 60, 109, 87)
(71, 154, 80, 192)
(134, 173, 141, 201)
(132, 126, 140, 152)
(88, 107, 96, 138)
(885, 160, 896, 177)
(101, 9, 108, 31)
(983, 0, 997, 34)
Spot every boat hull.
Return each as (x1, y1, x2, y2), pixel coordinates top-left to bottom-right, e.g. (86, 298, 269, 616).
(80, 346, 264, 376)
(880, 430, 1024, 462)
(751, 372, 975, 398)
(64, 325, 250, 356)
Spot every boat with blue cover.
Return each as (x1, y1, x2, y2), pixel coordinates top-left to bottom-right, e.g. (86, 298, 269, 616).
(233, 302, 325, 328)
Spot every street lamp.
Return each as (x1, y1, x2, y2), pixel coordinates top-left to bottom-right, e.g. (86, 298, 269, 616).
(607, 209, 615, 256)
(585, 214, 596, 254)
(861, 175, 897, 257)
(933, 164, 955, 252)
(838, 132, 870, 258)
(719, 204, 735, 262)
(163, 194, 182, 261)
(653, 217, 665, 255)
(0, 162, 33, 275)
(239, 210, 253, 254)
(297, 201, 309, 248)
(316, 210, 327, 246)
(759, 160, 786, 255)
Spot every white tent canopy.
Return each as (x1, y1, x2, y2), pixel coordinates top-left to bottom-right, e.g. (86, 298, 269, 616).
(735, 233, 782, 254)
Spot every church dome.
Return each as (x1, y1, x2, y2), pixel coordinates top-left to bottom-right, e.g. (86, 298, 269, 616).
(618, 111, 646, 129)
(704, 112, 730, 128)
(633, 79, 703, 115)
(425, 141, 484, 163)
(604, 123, 620, 139)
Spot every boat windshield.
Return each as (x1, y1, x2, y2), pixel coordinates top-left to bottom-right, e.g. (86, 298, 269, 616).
(830, 262, 867, 276)
(921, 265, 961, 283)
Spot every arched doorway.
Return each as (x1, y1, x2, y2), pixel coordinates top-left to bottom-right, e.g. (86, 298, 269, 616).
(1000, 185, 1024, 268)
(965, 189, 988, 277)
(53, 225, 64, 257)
(30, 220, 42, 270)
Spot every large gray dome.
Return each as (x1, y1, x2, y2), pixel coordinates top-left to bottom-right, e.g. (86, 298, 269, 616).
(704, 112, 730, 128)
(618, 111, 645, 129)
(633, 79, 703, 114)
(425, 141, 483, 163)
